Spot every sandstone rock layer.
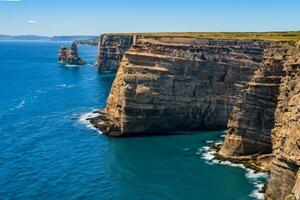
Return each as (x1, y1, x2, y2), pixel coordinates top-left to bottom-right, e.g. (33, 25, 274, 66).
(220, 43, 291, 156)
(92, 38, 269, 136)
(219, 42, 300, 200)
(265, 45, 300, 200)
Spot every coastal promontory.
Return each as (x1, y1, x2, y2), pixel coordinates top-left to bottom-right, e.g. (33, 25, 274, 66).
(89, 32, 300, 200)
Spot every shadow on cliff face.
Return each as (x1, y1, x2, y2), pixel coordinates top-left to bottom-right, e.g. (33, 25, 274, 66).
(111, 129, 226, 138)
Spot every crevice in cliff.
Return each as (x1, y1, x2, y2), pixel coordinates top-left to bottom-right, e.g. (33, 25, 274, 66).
(220, 43, 291, 157)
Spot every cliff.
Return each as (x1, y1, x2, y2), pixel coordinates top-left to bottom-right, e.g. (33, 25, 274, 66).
(219, 43, 291, 156)
(58, 42, 86, 65)
(220, 42, 300, 200)
(89, 32, 300, 199)
(95, 34, 135, 72)
(91, 37, 269, 136)
(265, 45, 300, 200)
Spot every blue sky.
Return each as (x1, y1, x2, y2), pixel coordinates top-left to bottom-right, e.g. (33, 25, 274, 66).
(0, 0, 299, 36)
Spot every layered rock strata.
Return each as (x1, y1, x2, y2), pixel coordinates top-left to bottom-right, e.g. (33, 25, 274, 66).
(218, 42, 300, 200)
(220, 43, 291, 156)
(95, 34, 136, 72)
(265, 45, 300, 200)
(90, 33, 300, 199)
(58, 42, 86, 65)
(91, 38, 269, 136)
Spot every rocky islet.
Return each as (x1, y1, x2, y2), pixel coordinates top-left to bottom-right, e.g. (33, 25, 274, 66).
(58, 42, 86, 65)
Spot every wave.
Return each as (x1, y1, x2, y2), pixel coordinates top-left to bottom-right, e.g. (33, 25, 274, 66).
(16, 100, 25, 109)
(78, 111, 102, 134)
(246, 168, 269, 200)
(57, 84, 75, 89)
(64, 64, 79, 67)
(10, 100, 26, 111)
(36, 89, 46, 94)
(200, 136, 269, 200)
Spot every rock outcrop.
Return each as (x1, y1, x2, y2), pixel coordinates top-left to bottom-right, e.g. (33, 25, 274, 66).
(95, 34, 135, 72)
(91, 37, 269, 136)
(58, 42, 86, 65)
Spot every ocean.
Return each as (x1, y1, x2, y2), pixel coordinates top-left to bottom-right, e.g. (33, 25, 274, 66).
(0, 41, 268, 200)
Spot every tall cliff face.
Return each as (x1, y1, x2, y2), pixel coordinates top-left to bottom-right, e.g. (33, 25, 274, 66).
(265, 45, 300, 200)
(90, 33, 300, 199)
(91, 38, 269, 136)
(220, 43, 291, 156)
(95, 34, 134, 72)
(218, 42, 300, 200)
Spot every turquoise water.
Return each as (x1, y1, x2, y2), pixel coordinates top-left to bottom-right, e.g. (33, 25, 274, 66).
(0, 41, 267, 200)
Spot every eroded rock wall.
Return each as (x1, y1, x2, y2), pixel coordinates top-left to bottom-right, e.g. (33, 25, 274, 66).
(265, 45, 300, 200)
(220, 43, 291, 156)
(218, 42, 300, 200)
(95, 34, 134, 72)
(91, 38, 269, 136)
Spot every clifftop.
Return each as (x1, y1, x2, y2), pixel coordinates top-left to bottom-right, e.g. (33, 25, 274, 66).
(102, 31, 300, 42)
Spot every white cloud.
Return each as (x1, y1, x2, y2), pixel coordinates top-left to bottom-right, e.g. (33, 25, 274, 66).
(28, 20, 36, 24)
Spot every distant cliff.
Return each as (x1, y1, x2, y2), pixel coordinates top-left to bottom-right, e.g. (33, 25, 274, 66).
(94, 34, 135, 72)
(0, 34, 97, 42)
(75, 37, 100, 46)
(0, 34, 51, 41)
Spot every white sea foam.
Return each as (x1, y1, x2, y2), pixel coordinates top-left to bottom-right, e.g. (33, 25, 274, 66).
(57, 84, 75, 89)
(64, 64, 79, 67)
(36, 89, 46, 94)
(184, 148, 191, 151)
(16, 100, 25, 109)
(205, 140, 214, 144)
(245, 169, 269, 179)
(250, 188, 264, 200)
(200, 137, 269, 200)
(78, 111, 102, 134)
(200, 146, 216, 161)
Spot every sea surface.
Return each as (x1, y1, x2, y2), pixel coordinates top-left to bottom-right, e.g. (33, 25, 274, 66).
(0, 41, 268, 200)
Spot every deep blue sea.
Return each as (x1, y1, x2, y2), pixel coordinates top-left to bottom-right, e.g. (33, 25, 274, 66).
(0, 41, 268, 200)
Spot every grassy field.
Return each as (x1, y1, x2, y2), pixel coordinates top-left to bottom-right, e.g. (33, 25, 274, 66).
(108, 31, 300, 42)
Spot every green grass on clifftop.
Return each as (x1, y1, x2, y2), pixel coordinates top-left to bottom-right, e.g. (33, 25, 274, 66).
(109, 31, 300, 42)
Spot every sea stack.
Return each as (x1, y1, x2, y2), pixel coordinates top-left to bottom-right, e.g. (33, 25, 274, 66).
(58, 42, 86, 65)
